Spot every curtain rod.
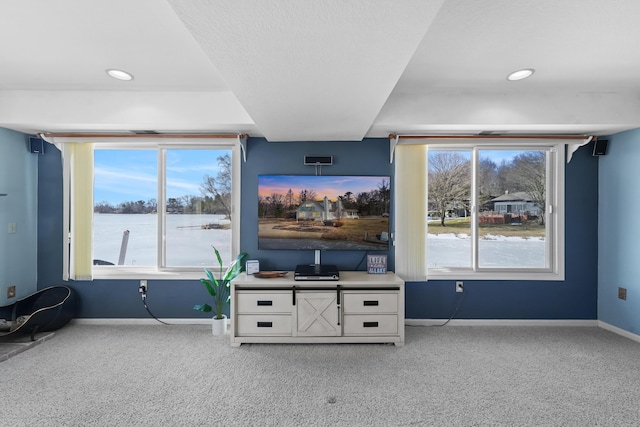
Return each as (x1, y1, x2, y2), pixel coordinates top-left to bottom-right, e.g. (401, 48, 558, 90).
(40, 133, 249, 139)
(387, 134, 594, 163)
(389, 134, 592, 140)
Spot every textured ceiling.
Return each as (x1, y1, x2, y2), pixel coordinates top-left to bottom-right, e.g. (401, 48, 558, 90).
(1, 0, 640, 141)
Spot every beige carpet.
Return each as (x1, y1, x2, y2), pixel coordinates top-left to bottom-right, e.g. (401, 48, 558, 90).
(1, 323, 639, 426)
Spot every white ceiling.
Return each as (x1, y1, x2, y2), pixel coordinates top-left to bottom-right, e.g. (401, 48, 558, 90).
(1, 0, 640, 141)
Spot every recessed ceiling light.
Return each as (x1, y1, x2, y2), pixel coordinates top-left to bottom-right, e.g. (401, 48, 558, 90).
(106, 69, 134, 81)
(507, 68, 535, 81)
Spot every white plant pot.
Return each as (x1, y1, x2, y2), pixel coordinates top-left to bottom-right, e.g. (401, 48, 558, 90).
(212, 314, 228, 336)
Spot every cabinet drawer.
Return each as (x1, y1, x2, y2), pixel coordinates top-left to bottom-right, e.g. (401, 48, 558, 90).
(342, 293, 397, 314)
(236, 291, 291, 313)
(236, 314, 292, 336)
(343, 314, 398, 335)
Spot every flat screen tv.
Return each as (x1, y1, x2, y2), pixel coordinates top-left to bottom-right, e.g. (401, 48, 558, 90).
(258, 175, 390, 251)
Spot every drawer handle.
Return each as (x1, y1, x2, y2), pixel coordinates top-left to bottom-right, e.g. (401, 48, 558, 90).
(257, 321, 273, 328)
(363, 300, 379, 306)
(257, 300, 273, 306)
(363, 321, 379, 328)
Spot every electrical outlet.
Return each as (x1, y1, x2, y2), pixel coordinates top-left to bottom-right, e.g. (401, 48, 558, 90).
(8, 222, 16, 234)
(7, 285, 16, 298)
(618, 287, 627, 300)
(140, 280, 147, 292)
(456, 281, 464, 293)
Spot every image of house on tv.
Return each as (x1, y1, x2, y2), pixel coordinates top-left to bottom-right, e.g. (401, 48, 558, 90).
(297, 196, 359, 222)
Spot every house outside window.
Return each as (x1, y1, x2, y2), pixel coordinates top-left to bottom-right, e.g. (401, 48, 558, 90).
(491, 191, 542, 216)
(393, 139, 570, 282)
(426, 146, 561, 278)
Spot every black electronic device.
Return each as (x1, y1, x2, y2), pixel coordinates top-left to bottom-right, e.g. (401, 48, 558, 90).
(29, 137, 45, 155)
(593, 139, 609, 156)
(304, 155, 333, 165)
(258, 175, 391, 251)
(294, 264, 340, 281)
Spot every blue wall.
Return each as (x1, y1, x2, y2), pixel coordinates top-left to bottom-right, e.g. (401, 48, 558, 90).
(240, 138, 394, 271)
(598, 130, 640, 334)
(0, 128, 38, 305)
(406, 142, 599, 319)
(32, 135, 600, 320)
(36, 142, 205, 319)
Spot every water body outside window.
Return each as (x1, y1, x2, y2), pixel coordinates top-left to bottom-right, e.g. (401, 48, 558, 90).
(93, 148, 232, 268)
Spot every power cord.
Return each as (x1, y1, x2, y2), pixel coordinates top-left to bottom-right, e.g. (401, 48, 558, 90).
(138, 283, 170, 325)
(406, 290, 467, 328)
(433, 291, 466, 327)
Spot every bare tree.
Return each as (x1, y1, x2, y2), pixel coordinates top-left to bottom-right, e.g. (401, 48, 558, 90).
(509, 151, 546, 224)
(377, 178, 390, 215)
(166, 198, 183, 214)
(200, 154, 232, 220)
(342, 191, 354, 209)
(478, 157, 500, 211)
(147, 198, 157, 213)
(270, 193, 284, 218)
(285, 188, 295, 210)
(258, 195, 268, 218)
(428, 152, 470, 226)
(356, 192, 373, 215)
(298, 189, 317, 203)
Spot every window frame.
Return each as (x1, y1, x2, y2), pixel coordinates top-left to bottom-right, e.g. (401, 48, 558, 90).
(61, 137, 242, 281)
(392, 137, 567, 281)
(425, 142, 564, 281)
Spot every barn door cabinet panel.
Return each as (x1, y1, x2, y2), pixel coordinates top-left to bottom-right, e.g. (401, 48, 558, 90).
(230, 272, 404, 347)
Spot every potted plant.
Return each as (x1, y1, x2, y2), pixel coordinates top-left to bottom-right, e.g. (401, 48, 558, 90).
(194, 246, 247, 335)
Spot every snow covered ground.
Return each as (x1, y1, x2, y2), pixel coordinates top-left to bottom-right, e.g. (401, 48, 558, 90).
(428, 233, 546, 268)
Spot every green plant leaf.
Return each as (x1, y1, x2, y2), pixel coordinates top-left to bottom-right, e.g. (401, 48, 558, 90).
(205, 268, 219, 287)
(193, 303, 212, 312)
(200, 277, 216, 297)
(222, 252, 247, 282)
(213, 246, 223, 271)
(195, 248, 246, 317)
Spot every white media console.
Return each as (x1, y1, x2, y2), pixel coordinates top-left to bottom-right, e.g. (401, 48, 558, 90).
(230, 271, 405, 347)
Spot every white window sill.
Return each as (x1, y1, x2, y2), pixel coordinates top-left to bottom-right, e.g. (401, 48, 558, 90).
(427, 269, 565, 281)
(91, 267, 207, 281)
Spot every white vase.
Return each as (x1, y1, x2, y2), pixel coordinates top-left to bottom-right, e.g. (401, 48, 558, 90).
(212, 314, 228, 336)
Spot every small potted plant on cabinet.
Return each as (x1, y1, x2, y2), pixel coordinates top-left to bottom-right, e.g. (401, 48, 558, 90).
(194, 247, 247, 335)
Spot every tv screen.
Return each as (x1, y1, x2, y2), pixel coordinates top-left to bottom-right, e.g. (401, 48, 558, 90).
(258, 175, 390, 251)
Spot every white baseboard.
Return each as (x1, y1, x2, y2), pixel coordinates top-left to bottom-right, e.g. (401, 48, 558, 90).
(73, 318, 601, 327)
(405, 319, 598, 327)
(598, 321, 640, 344)
(71, 318, 212, 326)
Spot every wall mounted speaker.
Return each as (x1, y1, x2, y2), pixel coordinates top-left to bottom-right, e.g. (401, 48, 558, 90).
(304, 155, 333, 165)
(593, 139, 608, 156)
(29, 137, 45, 155)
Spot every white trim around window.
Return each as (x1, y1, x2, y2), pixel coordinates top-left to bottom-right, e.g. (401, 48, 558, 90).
(50, 135, 243, 281)
(394, 138, 576, 282)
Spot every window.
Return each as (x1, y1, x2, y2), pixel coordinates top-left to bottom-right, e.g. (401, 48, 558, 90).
(60, 137, 242, 280)
(395, 139, 567, 281)
(427, 147, 553, 272)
